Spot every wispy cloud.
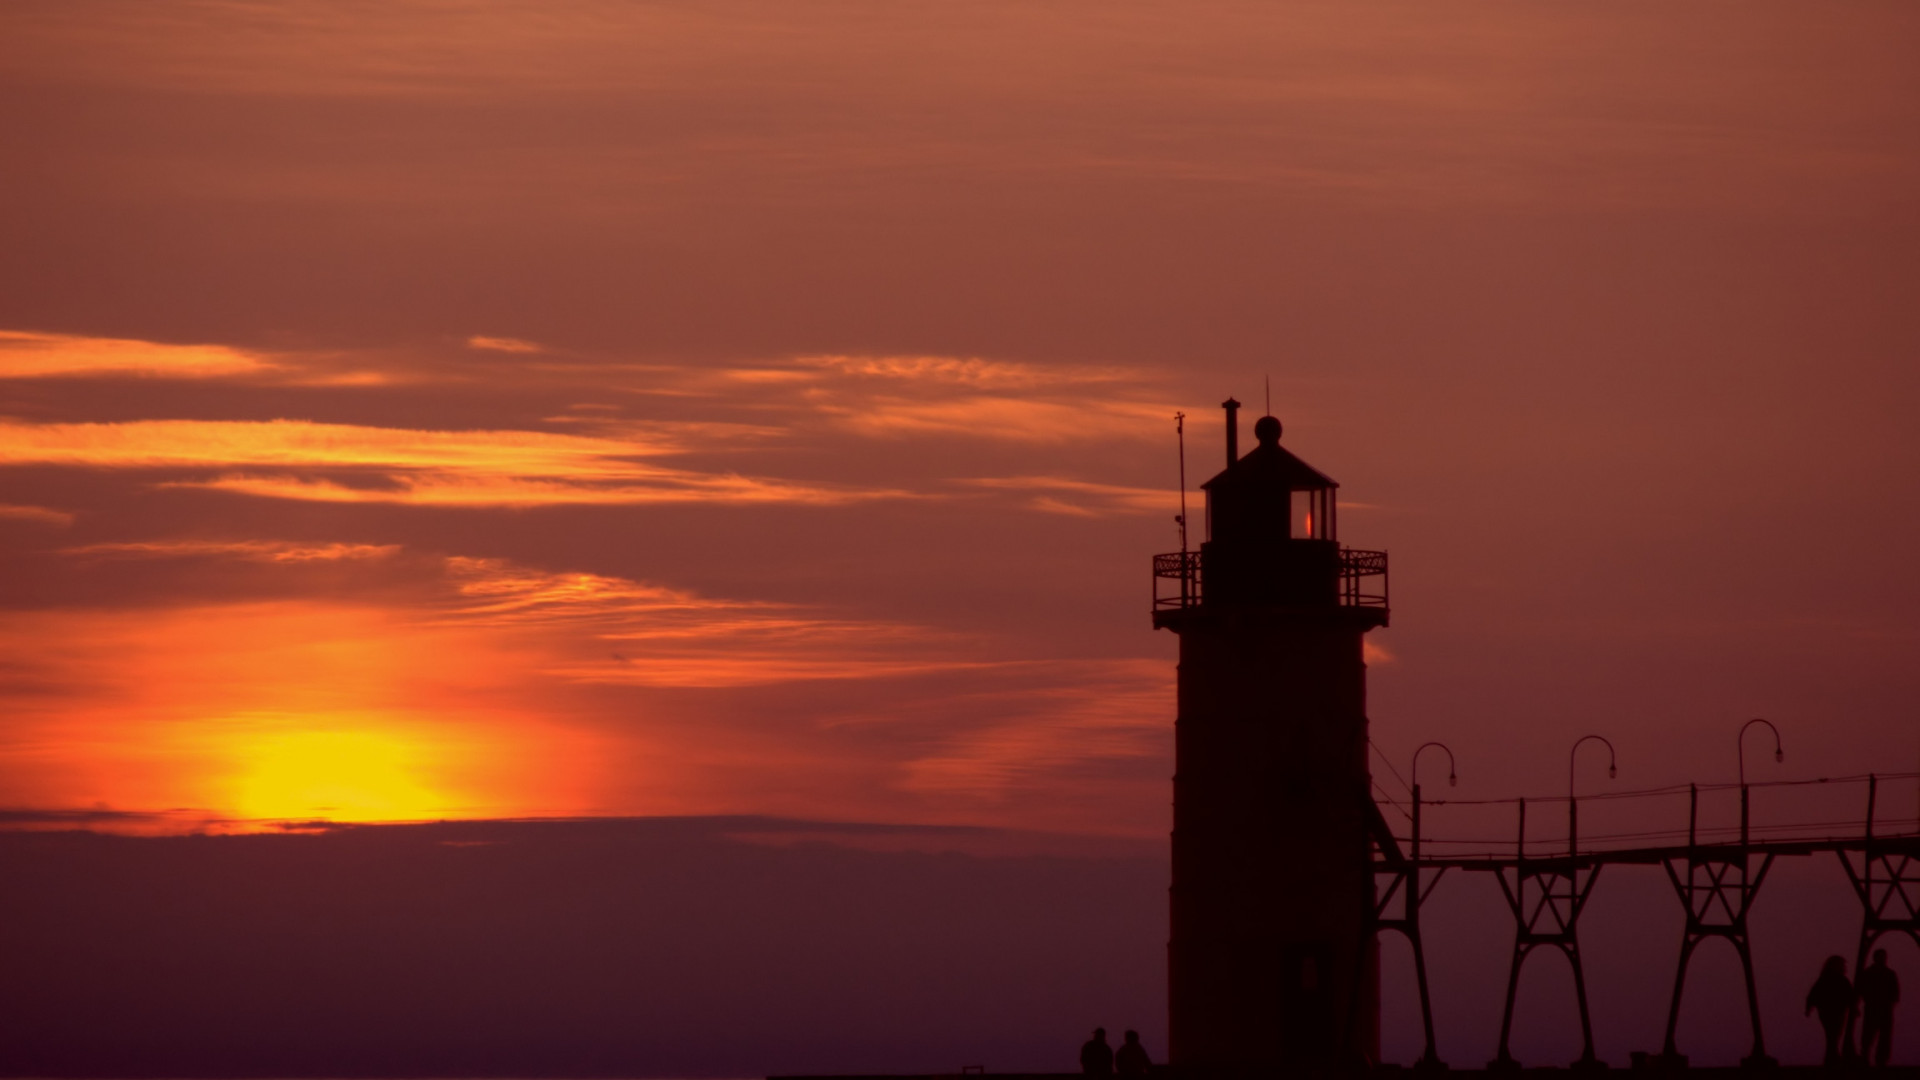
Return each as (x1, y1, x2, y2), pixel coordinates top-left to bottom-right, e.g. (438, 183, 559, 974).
(650, 353, 1176, 445)
(0, 330, 271, 380)
(961, 476, 1174, 516)
(441, 556, 981, 688)
(444, 557, 727, 623)
(821, 395, 1169, 443)
(0, 503, 74, 526)
(182, 471, 896, 508)
(0, 418, 676, 471)
(894, 659, 1172, 805)
(467, 335, 544, 354)
(764, 354, 1173, 444)
(64, 540, 399, 563)
(0, 419, 904, 508)
(795, 354, 1132, 391)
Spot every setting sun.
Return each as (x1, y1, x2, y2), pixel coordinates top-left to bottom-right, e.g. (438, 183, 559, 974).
(231, 727, 445, 823)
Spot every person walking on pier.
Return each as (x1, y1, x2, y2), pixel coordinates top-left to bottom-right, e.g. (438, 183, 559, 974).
(1807, 955, 1856, 1064)
(1080, 1027, 1113, 1076)
(1858, 948, 1900, 1067)
(1114, 1030, 1151, 1077)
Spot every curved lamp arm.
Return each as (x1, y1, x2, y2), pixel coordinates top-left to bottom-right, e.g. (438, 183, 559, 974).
(1738, 718, 1784, 788)
(1569, 734, 1618, 802)
(1412, 741, 1457, 791)
(1568, 734, 1617, 859)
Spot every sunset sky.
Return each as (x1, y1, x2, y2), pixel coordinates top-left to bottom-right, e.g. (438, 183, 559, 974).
(3, 0, 1918, 840)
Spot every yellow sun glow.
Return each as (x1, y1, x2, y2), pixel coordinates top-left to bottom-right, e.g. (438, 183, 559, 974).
(231, 728, 445, 823)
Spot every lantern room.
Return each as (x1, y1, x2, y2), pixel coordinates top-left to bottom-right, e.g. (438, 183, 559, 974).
(1153, 398, 1386, 623)
(1204, 409, 1339, 548)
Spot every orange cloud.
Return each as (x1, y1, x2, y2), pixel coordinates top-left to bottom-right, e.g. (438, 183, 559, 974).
(65, 539, 399, 562)
(796, 354, 1130, 390)
(0, 418, 678, 471)
(823, 395, 1170, 443)
(0, 330, 271, 379)
(467, 335, 544, 353)
(962, 475, 1175, 515)
(0, 418, 902, 507)
(444, 557, 716, 621)
(892, 659, 1172, 832)
(0, 503, 74, 526)
(441, 556, 981, 687)
(183, 471, 895, 508)
(635, 354, 1174, 446)
(711, 355, 1176, 444)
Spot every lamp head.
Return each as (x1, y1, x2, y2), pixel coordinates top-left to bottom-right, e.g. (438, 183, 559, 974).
(1608, 765, 1617, 779)
(1774, 748, 1783, 763)
(1448, 771, 1458, 788)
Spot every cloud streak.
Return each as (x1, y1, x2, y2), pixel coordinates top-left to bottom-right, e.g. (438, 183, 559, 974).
(467, 335, 544, 353)
(0, 418, 679, 471)
(795, 354, 1135, 391)
(0, 503, 74, 526)
(64, 540, 400, 563)
(820, 395, 1170, 443)
(0, 419, 906, 508)
(961, 476, 1175, 516)
(0, 330, 271, 380)
(442, 556, 983, 688)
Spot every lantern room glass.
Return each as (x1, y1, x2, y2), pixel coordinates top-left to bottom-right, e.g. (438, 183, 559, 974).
(1290, 488, 1335, 541)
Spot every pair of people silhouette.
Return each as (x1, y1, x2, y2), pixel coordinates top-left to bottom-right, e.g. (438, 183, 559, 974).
(1079, 1027, 1150, 1077)
(1806, 949, 1901, 1066)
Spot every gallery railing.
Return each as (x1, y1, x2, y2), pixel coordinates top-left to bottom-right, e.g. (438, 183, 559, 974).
(1152, 547, 1389, 612)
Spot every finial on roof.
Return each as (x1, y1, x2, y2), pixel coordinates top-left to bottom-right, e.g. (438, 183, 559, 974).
(1253, 415, 1281, 447)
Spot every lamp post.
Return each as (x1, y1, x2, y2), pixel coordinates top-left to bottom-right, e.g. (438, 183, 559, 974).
(1568, 735, 1617, 859)
(1404, 742, 1456, 1071)
(1411, 742, 1457, 863)
(1736, 719, 1782, 846)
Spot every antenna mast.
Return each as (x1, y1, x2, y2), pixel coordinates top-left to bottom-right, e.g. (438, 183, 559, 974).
(1176, 411, 1189, 554)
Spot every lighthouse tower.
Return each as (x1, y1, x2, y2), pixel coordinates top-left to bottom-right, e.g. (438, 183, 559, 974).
(1151, 400, 1390, 1071)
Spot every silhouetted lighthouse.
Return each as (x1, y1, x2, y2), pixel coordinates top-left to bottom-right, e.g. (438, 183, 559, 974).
(1152, 400, 1389, 1071)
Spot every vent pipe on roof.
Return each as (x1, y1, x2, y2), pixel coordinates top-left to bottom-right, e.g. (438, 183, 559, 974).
(1222, 398, 1241, 465)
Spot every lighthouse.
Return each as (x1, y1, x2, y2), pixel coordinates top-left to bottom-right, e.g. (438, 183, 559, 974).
(1152, 400, 1390, 1070)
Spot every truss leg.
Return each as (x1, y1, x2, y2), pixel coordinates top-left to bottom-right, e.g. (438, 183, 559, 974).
(1849, 925, 1878, 1063)
(1409, 923, 1442, 1069)
(1734, 936, 1773, 1066)
(1661, 933, 1698, 1060)
(1567, 942, 1600, 1068)
(1491, 942, 1528, 1070)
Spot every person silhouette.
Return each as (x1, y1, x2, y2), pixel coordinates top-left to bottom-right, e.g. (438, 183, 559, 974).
(1114, 1029, 1151, 1077)
(1806, 955, 1856, 1064)
(1080, 1027, 1113, 1077)
(1858, 948, 1901, 1067)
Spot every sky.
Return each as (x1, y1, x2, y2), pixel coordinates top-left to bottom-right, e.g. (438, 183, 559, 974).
(4, 0, 1920, 1070)
(5, 0, 1918, 836)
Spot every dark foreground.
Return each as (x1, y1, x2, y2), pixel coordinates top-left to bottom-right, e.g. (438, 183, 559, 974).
(0, 819, 1163, 1078)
